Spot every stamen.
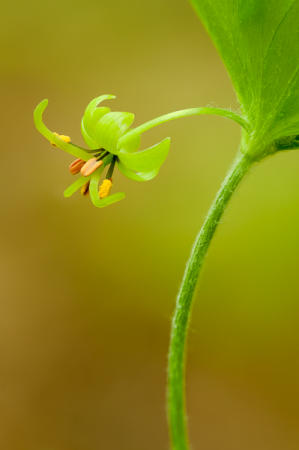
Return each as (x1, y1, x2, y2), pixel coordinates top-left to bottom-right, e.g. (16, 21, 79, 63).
(81, 181, 90, 196)
(99, 179, 112, 199)
(81, 157, 103, 176)
(69, 158, 85, 175)
(85, 147, 106, 154)
(106, 156, 117, 179)
(51, 132, 71, 146)
(98, 150, 109, 160)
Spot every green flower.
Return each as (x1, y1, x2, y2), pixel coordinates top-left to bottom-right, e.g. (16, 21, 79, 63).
(33, 95, 171, 208)
(34, 95, 248, 209)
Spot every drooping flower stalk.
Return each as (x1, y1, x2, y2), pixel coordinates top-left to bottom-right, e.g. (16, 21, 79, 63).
(34, 95, 249, 209)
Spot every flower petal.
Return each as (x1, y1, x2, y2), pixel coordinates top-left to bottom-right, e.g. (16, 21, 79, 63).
(93, 112, 135, 154)
(117, 161, 159, 182)
(116, 133, 141, 153)
(93, 192, 126, 208)
(118, 137, 170, 173)
(81, 119, 99, 149)
(34, 99, 91, 160)
(81, 94, 115, 149)
(89, 171, 125, 208)
(64, 175, 91, 198)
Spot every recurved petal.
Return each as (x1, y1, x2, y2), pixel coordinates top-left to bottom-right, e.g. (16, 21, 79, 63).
(93, 112, 135, 154)
(64, 175, 92, 198)
(89, 172, 125, 208)
(116, 133, 141, 153)
(81, 95, 114, 148)
(81, 118, 100, 149)
(33, 99, 91, 160)
(82, 94, 115, 126)
(118, 137, 170, 173)
(117, 161, 159, 182)
(92, 192, 126, 208)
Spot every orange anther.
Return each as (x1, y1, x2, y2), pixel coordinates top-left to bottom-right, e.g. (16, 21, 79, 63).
(81, 158, 103, 177)
(69, 158, 86, 175)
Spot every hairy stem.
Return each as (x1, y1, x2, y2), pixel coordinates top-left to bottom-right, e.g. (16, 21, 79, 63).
(167, 150, 252, 450)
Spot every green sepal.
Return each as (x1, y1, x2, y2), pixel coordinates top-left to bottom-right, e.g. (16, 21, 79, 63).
(82, 94, 115, 126)
(93, 112, 135, 154)
(118, 137, 170, 173)
(117, 133, 141, 153)
(34, 99, 91, 160)
(81, 118, 103, 149)
(92, 192, 126, 208)
(88, 164, 106, 205)
(89, 170, 125, 208)
(117, 161, 159, 182)
(64, 175, 91, 198)
(81, 94, 114, 149)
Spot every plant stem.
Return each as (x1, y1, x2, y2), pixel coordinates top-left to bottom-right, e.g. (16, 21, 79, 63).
(167, 150, 252, 450)
(119, 107, 250, 147)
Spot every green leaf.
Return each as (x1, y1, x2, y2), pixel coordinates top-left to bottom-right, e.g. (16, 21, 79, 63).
(118, 137, 170, 173)
(190, 0, 299, 142)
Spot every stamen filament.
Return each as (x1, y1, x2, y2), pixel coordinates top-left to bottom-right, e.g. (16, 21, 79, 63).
(85, 147, 106, 154)
(98, 150, 109, 160)
(106, 156, 117, 179)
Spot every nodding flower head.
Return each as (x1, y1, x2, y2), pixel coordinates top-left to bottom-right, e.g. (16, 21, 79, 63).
(33, 95, 171, 208)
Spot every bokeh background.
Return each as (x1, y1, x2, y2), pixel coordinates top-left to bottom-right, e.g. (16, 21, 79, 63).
(1, 1, 299, 449)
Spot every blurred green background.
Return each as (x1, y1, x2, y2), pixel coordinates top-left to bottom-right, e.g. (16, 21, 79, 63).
(1, 1, 299, 449)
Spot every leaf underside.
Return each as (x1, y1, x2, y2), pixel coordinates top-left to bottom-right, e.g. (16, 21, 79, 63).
(190, 0, 299, 142)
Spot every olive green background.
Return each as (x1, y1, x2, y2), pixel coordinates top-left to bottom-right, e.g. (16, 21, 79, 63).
(1, 1, 299, 449)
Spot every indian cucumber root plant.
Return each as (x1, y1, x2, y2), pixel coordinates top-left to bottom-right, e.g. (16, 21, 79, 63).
(34, 1, 299, 449)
